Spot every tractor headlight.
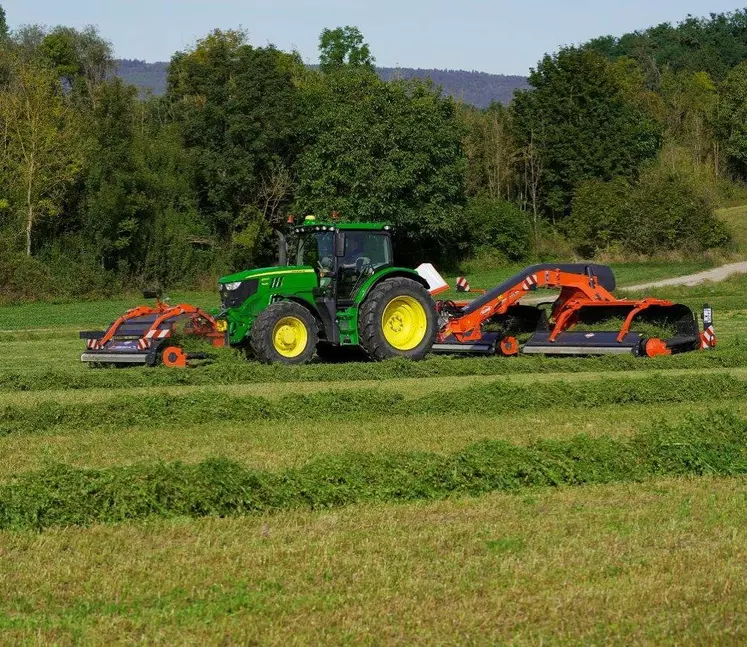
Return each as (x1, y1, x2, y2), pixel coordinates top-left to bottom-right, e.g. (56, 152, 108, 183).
(219, 279, 258, 309)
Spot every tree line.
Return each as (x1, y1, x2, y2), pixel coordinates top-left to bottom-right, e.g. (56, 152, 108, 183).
(0, 7, 745, 300)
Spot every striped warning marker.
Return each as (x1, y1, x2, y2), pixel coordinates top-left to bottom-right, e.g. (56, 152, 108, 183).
(145, 329, 171, 340)
(521, 274, 538, 291)
(138, 338, 152, 351)
(456, 277, 470, 292)
(701, 325, 716, 349)
(86, 339, 100, 350)
(701, 304, 716, 349)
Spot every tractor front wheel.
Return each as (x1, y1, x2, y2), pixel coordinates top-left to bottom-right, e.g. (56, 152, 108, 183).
(359, 277, 436, 361)
(250, 302, 318, 365)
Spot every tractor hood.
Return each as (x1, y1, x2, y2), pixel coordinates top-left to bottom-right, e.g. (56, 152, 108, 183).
(218, 265, 316, 285)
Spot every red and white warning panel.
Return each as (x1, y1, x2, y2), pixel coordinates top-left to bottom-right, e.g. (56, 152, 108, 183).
(700, 305, 716, 349)
(456, 277, 470, 293)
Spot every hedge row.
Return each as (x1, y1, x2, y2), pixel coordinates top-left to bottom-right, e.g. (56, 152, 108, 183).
(0, 410, 743, 531)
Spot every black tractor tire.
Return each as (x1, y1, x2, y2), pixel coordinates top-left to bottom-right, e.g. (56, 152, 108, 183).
(250, 301, 318, 365)
(358, 277, 437, 361)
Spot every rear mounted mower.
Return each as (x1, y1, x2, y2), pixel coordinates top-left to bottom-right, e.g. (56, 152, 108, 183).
(429, 264, 716, 358)
(79, 290, 225, 367)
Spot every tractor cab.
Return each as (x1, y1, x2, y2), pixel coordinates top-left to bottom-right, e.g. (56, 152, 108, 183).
(292, 219, 395, 304)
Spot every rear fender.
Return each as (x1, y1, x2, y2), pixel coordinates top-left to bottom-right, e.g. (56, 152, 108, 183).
(353, 268, 429, 306)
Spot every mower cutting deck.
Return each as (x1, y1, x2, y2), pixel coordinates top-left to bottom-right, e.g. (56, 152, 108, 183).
(80, 292, 225, 367)
(430, 264, 713, 358)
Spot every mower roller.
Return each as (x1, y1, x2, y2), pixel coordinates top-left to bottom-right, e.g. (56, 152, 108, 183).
(80, 218, 715, 367)
(80, 291, 225, 367)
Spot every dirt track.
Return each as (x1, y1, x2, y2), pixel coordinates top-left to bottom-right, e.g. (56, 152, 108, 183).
(518, 261, 747, 305)
(621, 261, 747, 291)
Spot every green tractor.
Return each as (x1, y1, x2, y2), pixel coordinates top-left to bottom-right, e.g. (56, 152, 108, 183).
(215, 218, 437, 364)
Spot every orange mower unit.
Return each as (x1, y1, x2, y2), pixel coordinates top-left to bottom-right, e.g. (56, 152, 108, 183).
(80, 292, 225, 367)
(429, 264, 715, 358)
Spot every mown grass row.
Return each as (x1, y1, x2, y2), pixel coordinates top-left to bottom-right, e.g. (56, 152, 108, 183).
(0, 409, 743, 531)
(0, 372, 744, 436)
(1, 343, 744, 392)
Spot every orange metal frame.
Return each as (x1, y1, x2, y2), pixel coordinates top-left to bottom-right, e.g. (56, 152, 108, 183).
(438, 268, 678, 344)
(98, 299, 224, 348)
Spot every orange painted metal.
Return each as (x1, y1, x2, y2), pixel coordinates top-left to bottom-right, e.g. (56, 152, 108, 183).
(438, 268, 680, 347)
(98, 298, 223, 349)
(645, 338, 672, 358)
(162, 346, 188, 368)
(499, 336, 519, 356)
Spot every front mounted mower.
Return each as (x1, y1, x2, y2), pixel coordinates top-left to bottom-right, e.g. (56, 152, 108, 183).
(80, 290, 225, 367)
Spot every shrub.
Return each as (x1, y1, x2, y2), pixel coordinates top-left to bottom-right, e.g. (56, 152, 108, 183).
(462, 196, 533, 262)
(568, 169, 731, 256)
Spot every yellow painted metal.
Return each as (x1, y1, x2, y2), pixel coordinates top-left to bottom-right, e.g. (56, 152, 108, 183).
(273, 316, 309, 358)
(381, 295, 427, 351)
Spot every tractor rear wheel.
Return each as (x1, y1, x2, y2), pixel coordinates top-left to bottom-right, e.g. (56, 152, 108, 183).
(250, 301, 318, 365)
(358, 277, 436, 361)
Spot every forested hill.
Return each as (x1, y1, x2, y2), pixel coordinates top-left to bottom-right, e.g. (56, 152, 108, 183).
(376, 68, 529, 106)
(114, 59, 529, 107)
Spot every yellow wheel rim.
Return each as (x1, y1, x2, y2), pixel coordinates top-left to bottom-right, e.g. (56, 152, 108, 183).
(381, 295, 428, 351)
(272, 316, 308, 358)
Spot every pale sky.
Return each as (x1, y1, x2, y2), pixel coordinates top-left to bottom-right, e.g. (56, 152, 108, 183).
(3, 1, 746, 75)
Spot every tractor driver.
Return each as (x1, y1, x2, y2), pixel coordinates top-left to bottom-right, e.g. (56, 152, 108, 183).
(342, 233, 371, 272)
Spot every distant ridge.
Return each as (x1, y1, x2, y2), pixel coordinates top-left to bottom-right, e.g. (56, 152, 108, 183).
(114, 59, 529, 107)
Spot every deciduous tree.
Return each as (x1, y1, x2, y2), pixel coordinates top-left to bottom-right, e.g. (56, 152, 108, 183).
(0, 59, 85, 256)
(512, 47, 661, 220)
(318, 26, 374, 73)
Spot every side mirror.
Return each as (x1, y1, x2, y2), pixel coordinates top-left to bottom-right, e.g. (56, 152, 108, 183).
(334, 231, 346, 257)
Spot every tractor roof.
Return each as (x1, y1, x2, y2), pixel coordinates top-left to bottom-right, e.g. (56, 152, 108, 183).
(293, 220, 393, 234)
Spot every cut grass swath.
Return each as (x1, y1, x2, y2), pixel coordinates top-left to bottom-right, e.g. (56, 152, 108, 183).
(0, 410, 744, 531)
(0, 343, 745, 393)
(0, 372, 745, 436)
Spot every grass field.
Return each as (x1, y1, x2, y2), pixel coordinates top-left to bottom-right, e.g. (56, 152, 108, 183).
(1, 267, 747, 643)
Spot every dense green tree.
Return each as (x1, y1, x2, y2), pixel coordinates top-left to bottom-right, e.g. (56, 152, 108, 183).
(717, 62, 747, 179)
(462, 196, 532, 262)
(568, 169, 729, 256)
(318, 26, 374, 73)
(512, 47, 661, 220)
(36, 26, 113, 107)
(462, 103, 519, 202)
(585, 10, 747, 83)
(566, 177, 630, 257)
(0, 4, 8, 40)
(167, 29, 300, 265)
(293, 69, 466, 262)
